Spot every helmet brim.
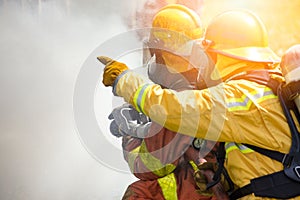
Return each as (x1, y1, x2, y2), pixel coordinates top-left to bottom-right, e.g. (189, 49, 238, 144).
(210, 46, 280, 63)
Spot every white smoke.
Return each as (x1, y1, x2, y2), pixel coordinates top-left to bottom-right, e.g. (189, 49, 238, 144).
(0, 0, 139, 199)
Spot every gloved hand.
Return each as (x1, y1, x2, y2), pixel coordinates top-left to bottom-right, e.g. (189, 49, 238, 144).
(97, 56, 129, 87)
(194, 162, 230, 199)
(108, 103, 150, 138)
(194, 162, 232, 194)
(194, 169, 213, 196)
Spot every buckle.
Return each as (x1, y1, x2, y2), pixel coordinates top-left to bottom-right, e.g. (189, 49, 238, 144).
(282, 154, 293, 167)
(192, 138, 205, 150)
(295, 166, 300, 178)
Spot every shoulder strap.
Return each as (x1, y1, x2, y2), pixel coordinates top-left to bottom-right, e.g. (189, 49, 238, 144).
(230, 170, 300, 200)
(229, 70, 281, 94)
(206, 142, 235, 192)
(242, 144, 293, 167)
(277, 83, 300, 153)
(206, 142, 225, 189)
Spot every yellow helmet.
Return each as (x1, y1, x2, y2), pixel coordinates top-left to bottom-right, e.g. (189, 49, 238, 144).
(150, 4, 203, 72)
(152, 4, 203, 40)
(204, 10, 279, 62)
(203, 10, 280, 79)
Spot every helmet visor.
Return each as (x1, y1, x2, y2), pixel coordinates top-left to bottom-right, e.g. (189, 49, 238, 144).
(149, 28, 196, 57)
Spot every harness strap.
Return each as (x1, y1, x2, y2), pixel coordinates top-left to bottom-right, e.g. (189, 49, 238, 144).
(206, 142, 225, 189)
(229, 184, 252, 200)
(278, 83, 300, 153)
(206, 143, 235, 192)
(230, 170, 300, 199)
(243, 144, 292, 167)
(229, 70, 282, 95)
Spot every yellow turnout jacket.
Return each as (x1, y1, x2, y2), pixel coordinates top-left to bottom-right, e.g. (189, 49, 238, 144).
(113, 70, 300, 199)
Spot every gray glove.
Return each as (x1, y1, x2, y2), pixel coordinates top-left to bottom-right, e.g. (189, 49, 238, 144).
(108, 103, 150, 138)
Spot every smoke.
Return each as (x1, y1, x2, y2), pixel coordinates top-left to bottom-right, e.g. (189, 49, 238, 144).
(0, 1, 139, 199)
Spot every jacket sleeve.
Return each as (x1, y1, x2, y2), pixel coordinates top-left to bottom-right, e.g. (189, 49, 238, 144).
(115, 71, 292, 152)
(122, 121, 193, 180)
(115, 71, 233, 142)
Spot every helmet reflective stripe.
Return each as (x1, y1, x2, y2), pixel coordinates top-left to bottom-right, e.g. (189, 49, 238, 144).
(226, 87, 277, 112)
(225, 142, 254, 154)
(157, 173, 178, 200)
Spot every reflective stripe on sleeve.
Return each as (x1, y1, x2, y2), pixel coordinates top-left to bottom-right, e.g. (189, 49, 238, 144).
(226, 87, 277, 111)
(139, 140, 176, 177)
(225, 142, 254, 155)
(157, 173, 178, 200)
(189, 160, 199, 171)
(133, 83, 152, 113)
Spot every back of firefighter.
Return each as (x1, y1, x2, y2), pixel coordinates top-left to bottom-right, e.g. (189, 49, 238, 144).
(100, 10, 300, 199)
(118, 4, 228, 200)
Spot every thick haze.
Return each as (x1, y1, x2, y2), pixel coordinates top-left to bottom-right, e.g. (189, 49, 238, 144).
(0, 0, 145, 199)
(2, 0, 299, 200)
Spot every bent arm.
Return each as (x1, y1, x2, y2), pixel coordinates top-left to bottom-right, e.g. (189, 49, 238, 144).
(115, 71, 232, 142)
(123, 121, 193, 180)
(115, 71, 292, 152)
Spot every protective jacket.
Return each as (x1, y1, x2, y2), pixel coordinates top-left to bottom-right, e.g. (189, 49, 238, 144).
(122, 129, 216, 200)
(114, 64, 300, 199)
(121, 61, 220, 200)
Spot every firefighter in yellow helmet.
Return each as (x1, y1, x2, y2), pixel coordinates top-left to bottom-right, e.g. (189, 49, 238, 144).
(280, 44, 300, 116)
(146, 3, 203, 73)
(100, 9, 300, 199)
(203, 10, 280, 81)
(107, 4, 228, 200)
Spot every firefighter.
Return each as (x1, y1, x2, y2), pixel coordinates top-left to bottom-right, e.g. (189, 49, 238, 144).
(107, 4, 229, 200)
(280, 44, 300, 113)
(99, 9, 300, 199)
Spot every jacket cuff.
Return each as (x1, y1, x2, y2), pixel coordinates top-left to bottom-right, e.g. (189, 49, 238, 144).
(112, 70, 129, 96)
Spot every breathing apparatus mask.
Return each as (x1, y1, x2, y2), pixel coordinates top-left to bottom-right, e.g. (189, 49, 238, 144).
(143, 28, 217, 89)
